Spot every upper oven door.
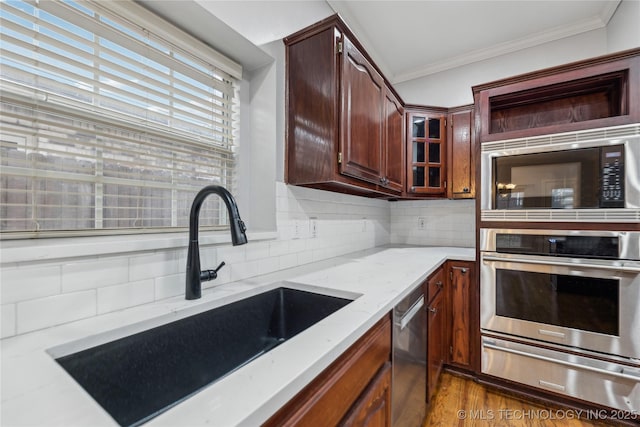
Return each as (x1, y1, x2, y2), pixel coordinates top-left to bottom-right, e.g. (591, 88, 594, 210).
(480, 251, 640, 360)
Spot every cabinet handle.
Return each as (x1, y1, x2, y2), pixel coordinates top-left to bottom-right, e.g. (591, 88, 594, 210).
(436, 281, 443, 289)
(428, 307, 437, 314)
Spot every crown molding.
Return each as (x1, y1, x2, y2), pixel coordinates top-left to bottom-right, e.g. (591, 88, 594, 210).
(392, 13, 613, 84)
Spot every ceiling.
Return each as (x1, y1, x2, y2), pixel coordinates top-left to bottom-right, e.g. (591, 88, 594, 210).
(142, 0, 622, 83)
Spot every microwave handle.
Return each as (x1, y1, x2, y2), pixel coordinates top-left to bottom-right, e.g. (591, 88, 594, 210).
(482, 254, 640, 273)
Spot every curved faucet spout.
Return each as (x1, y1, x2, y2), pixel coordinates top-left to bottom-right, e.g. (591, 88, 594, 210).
(186, 185, 247, 300)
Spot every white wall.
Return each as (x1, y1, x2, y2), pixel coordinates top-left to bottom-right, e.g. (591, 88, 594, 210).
(394, 28, 608, 107)
(394, 0, 639, 108)
(607, 0, 640, 52)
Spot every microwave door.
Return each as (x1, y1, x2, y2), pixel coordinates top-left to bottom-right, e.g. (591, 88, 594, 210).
(493, 148, 600, 210)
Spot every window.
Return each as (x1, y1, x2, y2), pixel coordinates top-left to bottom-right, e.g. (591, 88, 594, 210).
(0, 0, 242, 238)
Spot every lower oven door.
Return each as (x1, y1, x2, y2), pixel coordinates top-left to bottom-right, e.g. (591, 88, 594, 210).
(480, 252, 640, 360)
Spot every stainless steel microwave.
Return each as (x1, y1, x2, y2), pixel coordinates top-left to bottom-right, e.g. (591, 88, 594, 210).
(480, 124, 640, 223)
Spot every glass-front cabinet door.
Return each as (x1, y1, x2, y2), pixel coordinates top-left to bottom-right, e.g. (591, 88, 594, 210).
(407, 111, 446, 194)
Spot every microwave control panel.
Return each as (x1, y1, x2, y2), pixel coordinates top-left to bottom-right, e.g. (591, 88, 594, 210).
(600, 145, 625, 207)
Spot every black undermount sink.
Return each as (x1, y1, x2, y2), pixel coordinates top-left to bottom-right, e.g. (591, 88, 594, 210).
(54, 286, 354, 426)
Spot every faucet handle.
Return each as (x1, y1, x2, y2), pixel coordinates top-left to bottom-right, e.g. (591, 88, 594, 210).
(199, 261, 226, 282)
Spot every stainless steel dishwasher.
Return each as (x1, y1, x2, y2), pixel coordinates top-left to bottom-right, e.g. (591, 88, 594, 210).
(392, 284, 427, 427)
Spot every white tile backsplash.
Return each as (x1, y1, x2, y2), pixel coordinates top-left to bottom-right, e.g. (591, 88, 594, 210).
(62, 257, 129, 292)
(0, 182, 476, 337)
(0, 265, 61, 304)
(1, 304, 16, 338)
(97, 280, 155, 314)
(16, 291, 96, 334)
(390, 199, 475, 247)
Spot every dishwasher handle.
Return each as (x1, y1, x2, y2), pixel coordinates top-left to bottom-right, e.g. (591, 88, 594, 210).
(399, 295, 425, 330)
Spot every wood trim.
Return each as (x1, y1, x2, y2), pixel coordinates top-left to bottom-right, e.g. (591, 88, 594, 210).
(263, 315, 391, 427)
(471, 47, 640, 94)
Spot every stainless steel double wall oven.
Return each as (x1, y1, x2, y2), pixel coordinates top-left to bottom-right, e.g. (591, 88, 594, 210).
(480, 125, 640, 413)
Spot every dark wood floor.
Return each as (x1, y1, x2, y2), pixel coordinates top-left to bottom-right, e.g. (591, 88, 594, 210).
(423, 372, 616, 427)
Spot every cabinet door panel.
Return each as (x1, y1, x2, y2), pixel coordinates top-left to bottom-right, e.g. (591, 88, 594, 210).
(427, 291, 445, 402)
(449, 261, 475, 369)
(340, 363, 391, 427)
(406, 112, 446, 195)
(384, 90, 405, 193)
(341, 36, 384, 185)
(449, 109, 474, 198)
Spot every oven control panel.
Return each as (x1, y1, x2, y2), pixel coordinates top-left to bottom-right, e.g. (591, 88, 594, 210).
(600, 145, 625, 207)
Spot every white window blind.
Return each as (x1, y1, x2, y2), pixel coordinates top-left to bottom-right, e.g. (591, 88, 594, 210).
(0, 0, 241, 238)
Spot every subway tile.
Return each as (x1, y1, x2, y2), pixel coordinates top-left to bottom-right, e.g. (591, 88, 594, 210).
(62, 257, 129, 292)
(129, 251, 178, 282)
(97, 280, 154, 314)
(245, 242, 270, 261)
(269, 240, 290, 257)
(1, 304, 16, 338)
(229, 259, 260, 282)
(155, 274, 183, 300)
(17, 291, 96, 334)
(279, 253, 298, 270)
(216, 246, 246, 264)
(258, 257, 280, 275)
(0, 266, 61, 304)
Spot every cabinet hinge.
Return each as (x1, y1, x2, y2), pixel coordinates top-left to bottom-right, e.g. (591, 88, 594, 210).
(337, 41, 343, 54)
(444, 180, 447, 189)
(444, 118, 447, 127)
(338, 152, 342, 164)
(450, 271, 453, 281)
(450, 345, 453, 355)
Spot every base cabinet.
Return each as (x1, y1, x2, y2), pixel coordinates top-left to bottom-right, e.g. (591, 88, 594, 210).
(340, 363, 392, 427)
(263, 315, 391, 427)
(447, 261, 475, 370)
(424, 266, 446, 402)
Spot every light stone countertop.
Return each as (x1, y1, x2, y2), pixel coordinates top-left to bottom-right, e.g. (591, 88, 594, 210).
(1, 245, 475, 427)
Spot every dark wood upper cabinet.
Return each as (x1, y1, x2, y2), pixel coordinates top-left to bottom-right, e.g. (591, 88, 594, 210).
(406, 107, 447, 196)
(447, 106, 475, 199)
(284, 15, 404, 198)
(383, 88, 405, 194)
(340, 35, 385, 186)
(473, 48, 640, 142)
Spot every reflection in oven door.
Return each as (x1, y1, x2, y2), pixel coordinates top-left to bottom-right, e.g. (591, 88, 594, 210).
(481, 253, 640, 360)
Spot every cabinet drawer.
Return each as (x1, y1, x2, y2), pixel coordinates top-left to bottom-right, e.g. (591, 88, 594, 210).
(426, 268, 445, 302)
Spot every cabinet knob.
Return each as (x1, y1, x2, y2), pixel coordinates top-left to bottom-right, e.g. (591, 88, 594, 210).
(428, 307, 437, 314)
(436, 281, 443, 289)
(463, 187, 470, 193)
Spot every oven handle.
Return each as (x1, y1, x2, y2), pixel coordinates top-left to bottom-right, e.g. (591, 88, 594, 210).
(483, 340, 640, 382)
(482, 254, 640, 273)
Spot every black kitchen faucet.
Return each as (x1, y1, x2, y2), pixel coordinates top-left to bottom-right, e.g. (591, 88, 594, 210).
(185, 185, 247, 300)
